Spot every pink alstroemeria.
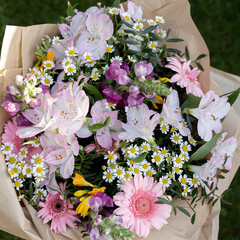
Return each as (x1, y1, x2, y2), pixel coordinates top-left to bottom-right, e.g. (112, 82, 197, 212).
(188, 90, 230, 141)
(16, 93, 58, 138)
(161, 89, 190, 136)
(75, 10, 113, 60)
(211, 132, 237, 170)
(118, 103, 160, 144)
(40, 132, 79, 179)
(165, 56, 203, 97)
(119, 0, 143, 22)
(53, 82, 89, 136)
(77, 100, 122, 149)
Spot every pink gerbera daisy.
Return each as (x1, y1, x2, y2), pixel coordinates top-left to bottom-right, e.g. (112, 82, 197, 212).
(37, 182, 79, 234)
(113, 174, 172, 238)
(2, 116, 41, 161)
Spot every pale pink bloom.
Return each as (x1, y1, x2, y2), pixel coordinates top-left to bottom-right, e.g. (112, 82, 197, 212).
(113, 174, 172, 238)
(189, 90, 230, 141)
(75, 10, 113, 60)
(16, 93, 58, 138)
(161, 89, 190, 136)
(40, 132, 79, 178)
(52, 82, 89, 136)
(118, 103, 160, 144)
(211, 132, 237, 170)
(37, 182, 79, 234)
(166, 56, 203, 97)
(2, 117, 41, 161)
(119, 0, 143, 22)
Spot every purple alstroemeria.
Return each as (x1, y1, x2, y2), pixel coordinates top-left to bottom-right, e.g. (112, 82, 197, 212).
(134, 61, 153, 82)
(16, 115, 33, 127)
(102, 88, 122, 104)
(1, 101, 22, 116)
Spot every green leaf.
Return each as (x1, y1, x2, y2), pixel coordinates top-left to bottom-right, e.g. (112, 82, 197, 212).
(173, 206, 177, 215)
(122, 21, 133, 29)
(191, 212, 196, 224)
(155, 197, 171, 205)
(208, 197, 214, 205)
(216, 174, 225, 179)
(212, 198, 219, 206)
(166, 38, 184, 42)
(181, 93, 201, 110)
(23, 138, 40, 146)
(113, 0, 120, 7)
(190, 131, 225, 161)
(89, 123, 106, 131)
(132, 152, 148, 163)
(148, 32, 164, 44)
(185, 46, 190, 60)
(123, 29, 137, 35)
(195, 61, 204, 71)
(142, 25, 158, 34)
(221, 198, 232, 206)
(196, 54, 207, 61)
(66, 1, 76, 17)
(83, 84, 103, 101)
(104, 116, 111, 126)
(124, 40, 140, 45)
(227, 87, 240, 106)
(165, 48, 182, 54)
(176, 206, 191, 217)
(220, 169, 229, 173)
(29, 183, 33, 199)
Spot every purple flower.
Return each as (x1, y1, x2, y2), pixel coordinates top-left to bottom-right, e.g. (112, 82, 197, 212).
(16, 115, 33, 127)
(7, 85, 19, 96)
(105, 61, 121, 80)
(134, 61, 153, 82)
(127, 95, 144, 106)
(121, 62, 130, 75)
(89, 196, 103, 213)
(1, 101, 21, 116)
(101, 208, 114, 218)
(129, 86, 140, 96)
(39, 84, 50, 94)
(89, 227, 102, 240)
(94, 215, 102, 225)
(102, 88, 122, 104)
(96, 192, 113, 208)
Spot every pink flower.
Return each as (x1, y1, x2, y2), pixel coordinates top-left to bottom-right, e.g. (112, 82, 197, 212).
(165, 56, 203, 97)
(120, 1, 143, 22)
(189, 90, 230, 141)
(37, 182, 79, 234)
(134, 61, 153, 82)
(1, 101, 21, 116)
(113, 174, 172, 238)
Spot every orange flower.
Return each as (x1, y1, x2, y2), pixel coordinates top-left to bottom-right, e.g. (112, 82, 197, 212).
(152, 95, 163, 109)
(72, 172, 94, 187)
(46, 51, 55, 61)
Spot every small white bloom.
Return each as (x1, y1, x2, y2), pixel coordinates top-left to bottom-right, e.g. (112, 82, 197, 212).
(104, 151, 118, 161)
(112, 36, 119, 44)
(172, 165, 183, 175)
(170, 132, 183, 144)
(127, 55, 137, 63)
(180, 141, 192, 153)
(5, 153, 18, 166)
(155, 16, 165, 24)
(13, 178, 23, 190)
(141, 142, 151, 153)
(108, 7, 119, 15)
(65, 46, 77, 57)
(1, 142, 13, 155)
(43, 60, 55, 70)
(18, 147, 28, 160)
(159, 176, 172, 188)
(126, 145, 140, 158)
(91, 68, 100, 81)
(151, 151, 164, 166)
(140, 160, 151, 173)
(182, 186, 191, 197)
(18, 195, 25, 201)
(145, 168, 157, 177)
(133, 22, 144, 31)
(134, 35, 144, 42)
(39, 69, 47, 77)
(42, 35, 51, 45)
(173, 154, 185, 168)
(188, 135, 197, 146)
(106, 44, 115, 53)
(105, 102, 116, 111)
(33, 188, 48, 201)
(83, 52, 93, 61)
(31, 154, 44, 165)
(113, 166, 126, 179)
(86, 60, 96, 67)
(52, 36, 60, 45)
(110, 56, 123, 64)
(122, 12, 131, 22)
(32, 139, 41, 148)
(148, 41, 158, 50)
(166, 155, 173, 163)
(62, 57, 73, 68)
(132, 165, 143, 176)
(22, 165, 33, 178)
(157, 28, 167, 38)
(64, 63, 77, 76)
(103, 168, 116, 183)
(147, 19, 157, 26)
(41, 74, 54, 86)
(102, 64, 109, 74)
(160, 122, 169, 134)
(8, 164, 21, 178)
(189, 174, 201, 188)
(180, 152, 190, 162)
(159, 147, 169, 157)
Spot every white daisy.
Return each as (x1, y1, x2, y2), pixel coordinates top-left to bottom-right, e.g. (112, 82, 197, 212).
(123, 171, 132, 181)
(182, 186, 191, 197)
(13, 178, 23, 190)
(166, 155, 173, 163)
(132, 166, 143, 176)
(147, 19, 157, 26)
(148, 41, 158, 50)
(8, 164, 21, 179)
(159, 147, 169, 157)
(104, 102, 116, 111)
(170, 132, 183, 144)
(114, 166, 126, 180)
(133, 22, 144, 31)
(32, 138, 41, 148)
(64, 63, 77, 76)
(172, 166, 183, 175)
(173, 154, 185, 168)
(145, 169, 157, 177)
(141, 142, 151, 153)
(83, 52, 93, 62)
(160, 122, 169, 134)
(91, 68, 100, 81)
(5, 153, 18, 166)
(104, 151, 118, 161)
(41, 74, 54, 86)
(180, 141, 192, 153)
(151, 151, 164, 166)
(106, 45, 115, 53)
(52, 36, 60, 46)
(102, 64, 109, 74)
(22, 165, 33, 178)
(42, 35, 51, 45)
(189, 174, 201, 188)
(180, 152, 190, 162)
(112, 36, 120, 44)
(155, 16, 165, 24)
(65, 46, 77, 57)
(122, 12, 131, 22)
(126, 145, 140, 159)
(178, 174, 190, 187)
(18, 147, 28, 160)
(159, 176, 172, 188)
(110, 56, 123, 64)
(134, 35, 144, 42)
(62, 57, 73, 68)
(107, 161, 117, 170)
(140, 160, 151, 173)
(188, 135, 197, 146)
(86, 60, 96, 67)
(108, 7, 119, 15)
(31, 154, 44, 165)
(127, 55, 137, 63)
(103, 168, 116, 183)
(1, 142, 13, 155)
(157, 28, 167, 38)
(34, 188, 48, 201)
(43, 60, 55, 70)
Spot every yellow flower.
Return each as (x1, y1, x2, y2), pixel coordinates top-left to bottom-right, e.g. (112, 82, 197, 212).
(72, 172, 94, 187)
(88, 187, 106, 196)
(158, 77, 170, 83)
(74, 190, 88, 198)
(152, 95, 163, 109)
(46, 51, 55, 61)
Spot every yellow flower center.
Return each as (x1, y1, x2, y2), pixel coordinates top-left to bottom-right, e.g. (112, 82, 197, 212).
(174, 167, 179, 172)
(173, 136, 179, 142)
(192, 178, 198, 184)
(176, 157, 182, 164)
(154, 155, 161, 162)
(124, 173, 130, 179)
(167, 156, 172, 162)
(92, 74, 98, 80)
(143, 163, 148, 169)
(161, 125, 167, 131)
(46, 63, 52, 68)
(41, 71, 46, 75)
(19, 173, 25, 179)
(9, 157, 16, 164)
(109, 163, 115, 169)
(147, 171, 153, 177)
(171, 127, 176, 132)
(130, 148, 136, 153)
(125, 16, 130, 21)
(65, 61, 70, 66)
(181, 178, 187, 184)
(162, 178, 168, 184)
(116, 169, 123, 175)
(142, 145, 148, 151)
(107, 154, 114, 160)
(108, 102, 114, 107)
(134, 168, 140, 174)
(5, 146, 11, 151)
(69, 50, 75, 55)
(106, 47, 112, 52)
(106, 172, 112, 179)
(112, 10, 117, 14)
(10, 170, 15, 176)
(44, 78, 51, 84)
(26, 168, 31, 174)
(161, 149, 167, 155)
(13, 168, 18, 173)
(150, 43, 156, 48)
(15, 181, 21, 187)
(182, 145, 188, 152)
(190, 138, 194, 144)
(136, 25, 141, 29)
(85, 55, 91, 60)
(68, 67, 74, 73)
(36, 167, 43, 173)
(184, 188, 188, 193)
(35, 157, 42, 164)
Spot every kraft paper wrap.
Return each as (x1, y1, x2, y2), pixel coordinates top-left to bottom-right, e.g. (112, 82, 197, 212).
(0, 1, 239, 239)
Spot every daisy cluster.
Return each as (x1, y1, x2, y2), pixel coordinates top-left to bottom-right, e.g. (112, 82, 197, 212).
(0, 1, 238, 239)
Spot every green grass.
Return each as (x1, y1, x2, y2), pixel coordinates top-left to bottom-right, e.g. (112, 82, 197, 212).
(0, 0, 239, 239)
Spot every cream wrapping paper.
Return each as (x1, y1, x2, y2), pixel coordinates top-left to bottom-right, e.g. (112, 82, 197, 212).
(0, 1, 239, 239)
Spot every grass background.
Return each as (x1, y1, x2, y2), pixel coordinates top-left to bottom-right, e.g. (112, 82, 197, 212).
(0, 0, 239, 239)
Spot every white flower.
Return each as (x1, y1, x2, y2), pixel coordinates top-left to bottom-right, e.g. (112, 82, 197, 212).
(22, 165, 33, 178)
(106, 45, 115, 53)
(166, 155, 173, 163)
(133, 22, 144, 31)
(173, 154, 185, 168)
(160, 122, 169, 134)
(104, 102, 116, 111)
(147, 19, 157, 26)
(103, 168, 116, 183)
(42, 35, 51, 45)
(155, 16, 165, 23)
(157, 28, 167, 38)
(182, 186, 191, 197)
(110, 56, 123, 64)
(108, 7, 119, 15)
(172, 165, 183, 175)
(127, 55, 137, 63)
(41, 74, 54, 86)
(8, 164, 21, 179)
(188, 135, 197, 146)
(102, 64, 109, 74)
(140, 160, 151, 173)
(178, 174, 190, 187)
(52, 36, 60, 45)
(39, 69, 47, 78)
(122, 12, 131, 22)
(33, 188, 48, 201)
(91, 68, 100, 81)
(31, 154, 44, 165)
(107, 161, 117, 170)
(159, 176, 172, 188)
(104, 151, 118, 161)
(148, 41, 158, 51)
(5, 153, 17, 166)
(1, 142, 13, 155)
(62, 57, 73, 68)
(145, 169, 157, 177)
(83, 52, 93, 61)
(114, 166, 126, 179)
(65, 46, 77, 57)
(180, 152, 189, 162)
(132, 165, 143, 176)
(18, 147, 28, 160)
(33, 162, 48, 183)
(112, 36, 120, 44)
(126, 145, 140, 159)
(86, 60, 96, 67)
(13, 178, 23, 190)
(170, 132, 183, 144)
(123, 171, 132, 180)
(180, 141, 192, 153)
(151, 151, 164, 166)
(43, 60, 55, 70)
(32, 138, 41, 148)
(64, 63, 77, 76)
(134, 35, 144, 42)
(189, 174, 201, 188)
(159, 147, 169, 157)
(141, 142, 151, 153)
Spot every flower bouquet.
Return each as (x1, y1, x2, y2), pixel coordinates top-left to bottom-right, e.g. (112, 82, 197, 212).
(0, 0, 240, 239)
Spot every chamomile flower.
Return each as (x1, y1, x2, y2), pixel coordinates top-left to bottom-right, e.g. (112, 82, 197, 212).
(172, 166, 183, 175)
(122, 12, 131, 22)
(180, 141, 192, 153)
(5, 153, 17, 166)
(1, 142, 13, 155)
(151, 151, 164, 166)
(22, 165, 33, 178)
(166, 155, 173, 163)
(43, 60, 55, 70)
(173, 154, 185, 168)
(105, 102, 116, 111)
(170, 132, 183, 144)
(170, 126, 176, 133)
(28, 67, 38, 75)
(33, 188, 48, 201)
(31, 154, 44, 165)
(157, 28, 167, 38)
(32, 139, 41, 148)
(147, 19, 157, 26)
(112, 36, 120, 44)
(123, 171, 132, 181)
(127, 145, 139, 158)
(62, 57, 73, 68)
(13, 178, 23, 190)
(52, 36, 60, 45)
(41, 74, 53, 86)
(180, 152, 189, 162)
(182, 187, 191, 197)
(83, 52, 93, 62)
(127, 55, 137, 63)
(8, 164, 21, 178)
(19, 147, 28, 160)
(102, 64, 109, 74)
(133, 22, 144, 31)
(132, 165, 143, 176)
(145, 169, 157, 177)
(104, 151, 118, 161)
(64, 63, 77, 76)
(110, 56, 123, 64)
(86, 60, 96, 67)
(178, 174, 190, 187)
(106, 45, 115, 53)
(159, 147, 169, 157)
(134, 35, 144, 42)
(42, 35, 51, 45)
(189, 174, 201, 188)
(160, 122, 169, 134)
(108, 7, 119, 15)
(108, 161, 117, 170)
(127, 159, 137, 167)
(65, 46, 77, 57)
(155, 16, 165, 24)
(33, 163, 48, 182)
(39, 69, 47, 77)
(140, 160, 151, 173)
(148, 41, 158, 51)
(188, 135, 197, 146)
(91, 68, 100, 81)
(103, 168, 116, 183)
(18, 195, 25, 201)
(141, 142, 151, 153)
(114, 166, 126, 179)
(17, 159, 26, 169)
(159, 176, 172, 188)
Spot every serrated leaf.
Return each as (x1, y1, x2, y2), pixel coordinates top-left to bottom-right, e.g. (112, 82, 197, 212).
(132, 152, 148, 163)
(190, 131, 225, 161)
(155, 197, 171, 205)
(176, 206, 191, 217)
(166, 38, 184, 42)
(191, 213, 196, 224)
(181, 93, 201, 110)
(196, 54, 207, 60)
(142, 25, 158, 34)
(83, 83, 103, 101)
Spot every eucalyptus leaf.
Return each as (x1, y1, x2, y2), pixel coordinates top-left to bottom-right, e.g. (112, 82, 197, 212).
(191, 212, 196, 224)
(148, 32, 164, 44)
(196, 54, 207, 60)
(122, 21, 133, 29)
